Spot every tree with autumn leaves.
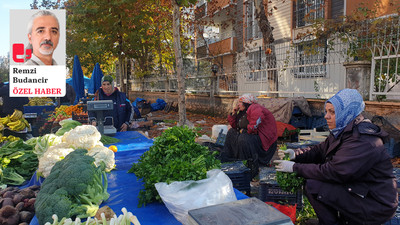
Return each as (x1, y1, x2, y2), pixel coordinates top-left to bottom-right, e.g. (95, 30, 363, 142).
(32, 0, 195, 125)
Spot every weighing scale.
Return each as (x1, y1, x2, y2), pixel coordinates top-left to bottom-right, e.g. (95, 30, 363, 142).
(87, 100, 117, 136)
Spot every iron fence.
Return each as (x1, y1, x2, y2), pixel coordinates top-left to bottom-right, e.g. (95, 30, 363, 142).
(129, 16, 400, 100)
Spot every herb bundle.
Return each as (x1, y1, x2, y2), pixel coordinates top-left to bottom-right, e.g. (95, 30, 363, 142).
(129, 126, 221, 206)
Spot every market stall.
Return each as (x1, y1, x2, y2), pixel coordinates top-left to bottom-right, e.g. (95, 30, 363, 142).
(28, 131, 248, 225)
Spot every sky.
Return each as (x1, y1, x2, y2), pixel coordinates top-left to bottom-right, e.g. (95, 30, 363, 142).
(0, 0, 33, 57)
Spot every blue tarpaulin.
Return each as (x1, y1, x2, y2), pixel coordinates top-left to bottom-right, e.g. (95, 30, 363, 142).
(151, 99, 167, 111)
(88, 63, 104, 94)
(29, 131, 248, 225)
(72, 55, 85, 104)
(66, 77, 90, 90)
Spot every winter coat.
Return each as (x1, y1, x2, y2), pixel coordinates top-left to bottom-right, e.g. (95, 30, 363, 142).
(228, 103, 278, 151)
(89, 88, 133, 131)
(293, 117, 398, 222)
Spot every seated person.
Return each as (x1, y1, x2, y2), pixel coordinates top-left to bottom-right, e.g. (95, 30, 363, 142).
(220, 93, 278, 177)
(274, 89, 398, 224)
(89, 75, 133, 132)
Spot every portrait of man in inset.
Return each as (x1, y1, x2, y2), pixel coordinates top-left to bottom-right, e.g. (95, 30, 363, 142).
(24, 10, 60, 66)
(10, 9, 65, 66)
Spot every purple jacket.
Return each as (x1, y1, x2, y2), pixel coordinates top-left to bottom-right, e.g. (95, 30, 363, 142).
(293, 118, 398, 221)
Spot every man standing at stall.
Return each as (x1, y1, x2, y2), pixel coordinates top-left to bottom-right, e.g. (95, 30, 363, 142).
(89, 75, 133, 132)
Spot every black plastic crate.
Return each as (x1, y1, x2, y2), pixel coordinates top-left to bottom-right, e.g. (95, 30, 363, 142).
(259, 183, 303, 210)
(221, 161, 251, 196)
(259, 167, 303, 210)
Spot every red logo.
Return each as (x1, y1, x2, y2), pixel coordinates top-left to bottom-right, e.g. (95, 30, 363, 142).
(12, 43, 32, 63)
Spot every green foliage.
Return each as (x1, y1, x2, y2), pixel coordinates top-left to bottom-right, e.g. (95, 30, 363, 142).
(296, 196, 317, 224)
(65, 0, 191, 79)
(129, 126, 221, 207)
(0, 139, 38, 186)
(276, 145, 304, 193)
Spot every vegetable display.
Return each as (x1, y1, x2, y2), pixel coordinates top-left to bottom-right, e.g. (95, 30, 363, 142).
(44, 207, 141, 225)
(276, 145, 305, 193)
(35, 149, 110, 225)
(129, 126, 221, 206)
(0, 139, 38, 186)
(36, 124, 115, 178)
(0, 185, 39, 225)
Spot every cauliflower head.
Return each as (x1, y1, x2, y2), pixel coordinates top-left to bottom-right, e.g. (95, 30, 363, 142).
(62, 125, 102, 150)
(38, 143, 74, 178)
(34, 134, 63, 158)
(87, 146, 115, 172)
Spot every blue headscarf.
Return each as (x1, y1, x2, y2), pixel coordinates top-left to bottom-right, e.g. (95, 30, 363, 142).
(326, 89, 365, 138)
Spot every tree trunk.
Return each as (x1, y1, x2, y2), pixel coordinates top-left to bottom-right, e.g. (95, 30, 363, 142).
(254, 0, 274, 46)
(254, 0, 278, 96)
(172, 0, 187, 126)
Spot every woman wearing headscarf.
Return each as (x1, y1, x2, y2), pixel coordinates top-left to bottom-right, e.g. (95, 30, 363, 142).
(221, 93, 278, 176)
(89, 75, 133, 132)
(275, 89, 398, 224)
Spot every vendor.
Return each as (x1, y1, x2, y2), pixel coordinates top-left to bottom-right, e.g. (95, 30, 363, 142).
(274, 89, 398, 224)
(59, 83, 76, 105)
(220, 93, 278, 177)
(89, 75, 133, 132)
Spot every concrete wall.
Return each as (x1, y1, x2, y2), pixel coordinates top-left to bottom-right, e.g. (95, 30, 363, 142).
(129, 91, 400, 130)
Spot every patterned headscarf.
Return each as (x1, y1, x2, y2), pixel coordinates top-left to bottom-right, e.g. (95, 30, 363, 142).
(326, 89, 365, 138)
(239, 93, 257, 104)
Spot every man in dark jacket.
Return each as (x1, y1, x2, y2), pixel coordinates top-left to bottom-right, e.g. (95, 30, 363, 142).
(275, 89, 398, 224)
(89, 75, 133, 132)
(59, 83, 76, 105)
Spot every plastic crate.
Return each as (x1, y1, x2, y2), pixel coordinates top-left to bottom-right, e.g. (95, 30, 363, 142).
(23, 105, 55, 114)
(259, 167, 303, 210)
(289, 116, 308, 129)
(311, 116, 327, 129)
(386, 215, 400, 225)
(221, 161, 251, 196)
(259, 183, 302, 210)
(72, 112, 89, 124)
(385, 205, 400, 225)
(286, 140, 320, 149)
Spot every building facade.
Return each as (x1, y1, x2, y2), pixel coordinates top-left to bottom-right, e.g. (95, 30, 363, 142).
(194, 0, 400, 99)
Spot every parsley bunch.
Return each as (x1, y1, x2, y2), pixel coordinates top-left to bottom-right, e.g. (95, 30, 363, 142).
(129, 126, 221, 207)
(276, 145, 305, 193)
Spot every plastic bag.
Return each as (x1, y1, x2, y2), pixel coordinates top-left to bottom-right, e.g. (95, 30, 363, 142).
(155, 169, 237, 225)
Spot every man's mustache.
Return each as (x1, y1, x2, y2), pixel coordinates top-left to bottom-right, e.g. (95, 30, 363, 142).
(40, 40, 53, 47)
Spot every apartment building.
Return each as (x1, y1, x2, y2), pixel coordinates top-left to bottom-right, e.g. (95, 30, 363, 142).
(194, 0, 400, 99)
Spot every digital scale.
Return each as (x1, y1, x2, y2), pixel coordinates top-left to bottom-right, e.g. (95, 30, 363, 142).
(87, 100, 117, 136)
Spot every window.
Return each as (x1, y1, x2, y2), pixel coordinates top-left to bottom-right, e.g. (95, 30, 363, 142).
(295, 0, 325, 27)
(246, 0, 262, 41)
(247, 49, 267, 81)
(293, 40, 327, 78)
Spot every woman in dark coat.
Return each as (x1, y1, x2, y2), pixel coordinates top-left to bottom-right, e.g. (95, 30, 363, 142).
(221, 93, 278, 176)
(275, 89, 398, 224)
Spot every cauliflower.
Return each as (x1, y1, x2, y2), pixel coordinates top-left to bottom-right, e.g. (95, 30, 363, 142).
(34, 134, 63, 158)
(87, 146, 115, 172)
(62, 125, 102, 150)
(37, 125, 116, 178)
(38, 143, 74, 178)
